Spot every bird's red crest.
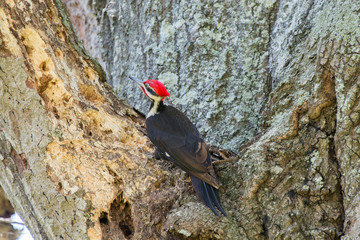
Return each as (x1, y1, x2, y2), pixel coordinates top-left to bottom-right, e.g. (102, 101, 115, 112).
(144, 79, 170, 98)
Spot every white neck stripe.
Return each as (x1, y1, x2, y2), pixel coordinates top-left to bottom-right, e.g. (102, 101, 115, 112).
(147, 100, 161, 118)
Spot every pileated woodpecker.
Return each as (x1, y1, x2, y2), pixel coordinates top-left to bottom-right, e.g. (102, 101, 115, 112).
(129, 76, 226, 216)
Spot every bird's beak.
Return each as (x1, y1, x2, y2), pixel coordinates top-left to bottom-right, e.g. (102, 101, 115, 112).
(129, 76, 149, 97)
(129, 76, 144, 86)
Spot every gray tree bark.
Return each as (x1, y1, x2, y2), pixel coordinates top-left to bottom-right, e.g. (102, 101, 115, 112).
(1, 0, 359, 239)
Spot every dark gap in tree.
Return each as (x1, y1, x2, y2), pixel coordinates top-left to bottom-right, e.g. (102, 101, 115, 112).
(99, 212, 108, 225)
(100, 192, 134, 239)
(110, 194, 134, 238)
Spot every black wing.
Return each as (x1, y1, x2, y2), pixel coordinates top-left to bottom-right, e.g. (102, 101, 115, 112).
(146, 105, 219, 188)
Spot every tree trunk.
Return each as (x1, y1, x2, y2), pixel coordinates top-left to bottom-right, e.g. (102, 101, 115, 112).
(0, 0, 176, 239)
(1, 0, 360, 239)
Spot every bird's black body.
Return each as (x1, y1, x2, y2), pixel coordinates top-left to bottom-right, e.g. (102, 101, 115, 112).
(146, 102, 226, 216)
(129, 76, 226, 216)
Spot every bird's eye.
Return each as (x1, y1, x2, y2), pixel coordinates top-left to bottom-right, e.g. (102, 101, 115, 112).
(145, 84, 151, 91)
(144, 83, 157, 96)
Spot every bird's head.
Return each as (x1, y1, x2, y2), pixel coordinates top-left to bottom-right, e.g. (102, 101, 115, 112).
(129, 76, 170, 101)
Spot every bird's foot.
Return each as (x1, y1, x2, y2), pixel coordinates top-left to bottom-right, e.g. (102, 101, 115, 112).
(209, 146, 238, 165)
(213, 156, 239, 165)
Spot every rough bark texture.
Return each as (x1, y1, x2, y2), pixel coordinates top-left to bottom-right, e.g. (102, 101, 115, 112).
(1, 0, 360, 239)
(64, 0, 360, 239)
(87, 0, 276, 152)
(0, 0, 178, 239)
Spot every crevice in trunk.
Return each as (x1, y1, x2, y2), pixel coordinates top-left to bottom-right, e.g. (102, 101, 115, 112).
(99, 192, 134, 240)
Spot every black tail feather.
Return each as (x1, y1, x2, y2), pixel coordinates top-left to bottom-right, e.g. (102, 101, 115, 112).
(208, 185, 227, 216)
(190, 175, 226, 216)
